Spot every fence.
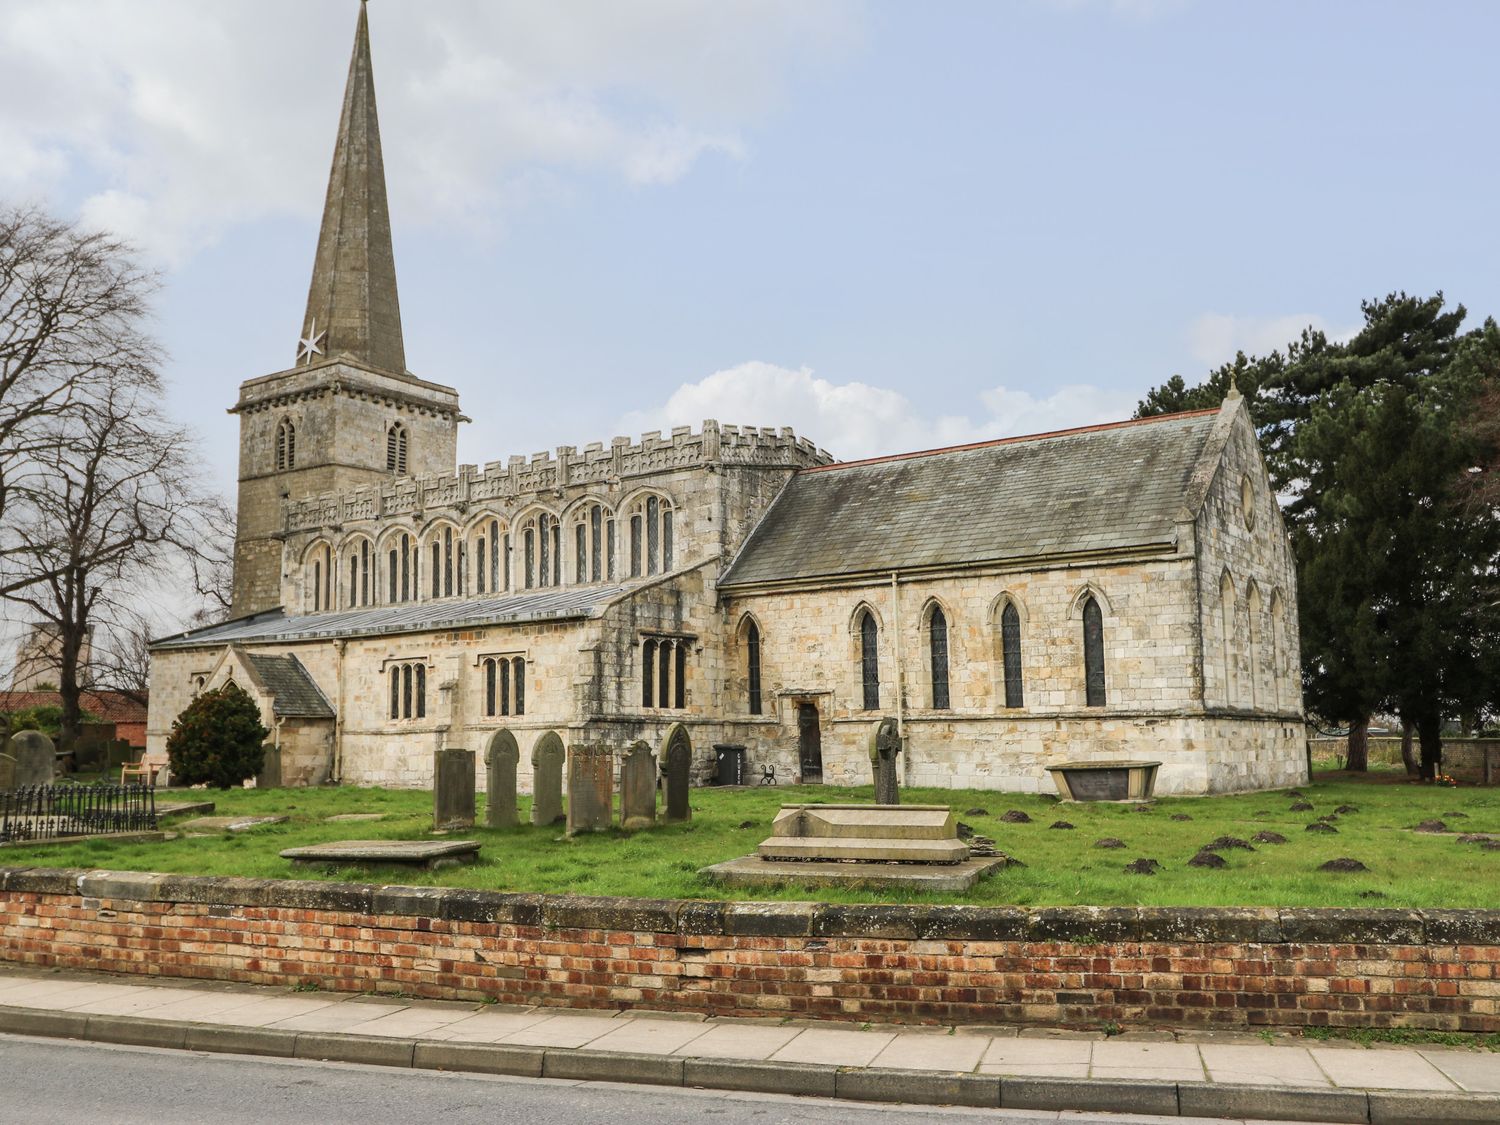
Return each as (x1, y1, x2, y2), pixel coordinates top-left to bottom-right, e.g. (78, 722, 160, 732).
(1308, 737, 1500, 783)
(0, 783, 157, 843)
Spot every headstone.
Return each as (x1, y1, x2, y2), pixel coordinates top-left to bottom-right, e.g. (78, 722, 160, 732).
(619, 741, 656, 830)
(10, 731, 55, 787)
(256, 745, 283, 789)
(484, 729, 520, 829)
(0, 753, 15, 791)
(662, 723, 692, 823)
(531, 731, 566, 826)
(566, 743, 613, 835)
(433, 747, 476, 831)
(869, 717, 902, 805)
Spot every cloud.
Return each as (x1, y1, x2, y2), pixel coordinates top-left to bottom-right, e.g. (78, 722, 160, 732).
(1187, 312, 1359, 368)
(0, 0, 863, 263)
(617, 361, 1138, 462)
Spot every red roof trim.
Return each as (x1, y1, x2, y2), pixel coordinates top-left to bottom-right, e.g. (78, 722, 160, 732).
(799, 408, 1221, 475)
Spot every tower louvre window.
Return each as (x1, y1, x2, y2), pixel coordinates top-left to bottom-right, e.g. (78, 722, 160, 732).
(275, 419, 296, 471)
(386, 422, 408, 474)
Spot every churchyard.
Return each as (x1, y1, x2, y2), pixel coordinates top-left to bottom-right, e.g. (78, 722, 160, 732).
(3, 768, 1494, 908)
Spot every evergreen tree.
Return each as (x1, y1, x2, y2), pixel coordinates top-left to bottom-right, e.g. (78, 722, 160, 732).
(165, 683, 269, 789)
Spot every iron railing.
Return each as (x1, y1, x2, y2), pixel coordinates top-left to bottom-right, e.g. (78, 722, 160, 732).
(0, 783, 157, 843)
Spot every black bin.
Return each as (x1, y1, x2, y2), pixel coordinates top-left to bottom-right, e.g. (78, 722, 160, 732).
(712, 743, 747, 786)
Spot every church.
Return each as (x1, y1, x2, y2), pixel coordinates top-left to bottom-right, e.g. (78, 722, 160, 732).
(146, 5, 1308, 796)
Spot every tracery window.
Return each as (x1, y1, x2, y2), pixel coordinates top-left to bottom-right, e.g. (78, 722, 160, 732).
(1082, 596, 1107, 707)
(1000, 602, 1024, 708)
(388, 661, 427, 720)
(474, 520, 504, 596)
(387, 533, 415, 603)
(572, 503, 615, 584)
(428, 527, 457, 599)
(641, 636, 690, 709)
(346, 539, 373, 608)
(858, 610, 880, 711)
(745, 619, 762, 716)
(928, 606, 950, 710)
(275, 418, 296, 471)
(386, 422, 408, 474)
(309, 543, 333, 612)
(482, 656, 526, 717)
(628, 495, 673, 578)
(522, 513, 561, 588)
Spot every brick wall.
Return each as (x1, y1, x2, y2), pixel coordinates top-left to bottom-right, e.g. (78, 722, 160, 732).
(2, 869, 1494, 1031)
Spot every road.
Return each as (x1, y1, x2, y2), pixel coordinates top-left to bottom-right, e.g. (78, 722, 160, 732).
(0, 1033, 1326, 1125)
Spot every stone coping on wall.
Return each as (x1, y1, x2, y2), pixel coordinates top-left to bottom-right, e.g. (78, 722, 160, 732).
(6, 866, 1496, 945)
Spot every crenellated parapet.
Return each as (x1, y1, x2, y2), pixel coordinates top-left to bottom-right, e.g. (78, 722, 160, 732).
(283, 420, 832, 533)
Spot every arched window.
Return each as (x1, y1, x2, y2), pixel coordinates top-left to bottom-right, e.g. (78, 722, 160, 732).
(275, 418, 296, 471)
(1082, 596, 1106, 707)
(1000, 602, 1024, 708)
(386, 532, 415, 603)
(628, 495, 674, 578)
(1220, 573, 1236, 707)
(858, 610, 880, 711)
(1247, 583, 1262, 710)
(309, 543, 332, 612)
(482, 656, 526, 717)
(572, 503, 614, 584)
(346, 539, 373, 608)
(521, 513, 560, 588)
(473, 519, 503, 596)
(1269, 590, 1285, 712)
(928, 606, 950, 709)
(386, 422, 408, 474)
(745, 620, 762, 716)
(642, 639, 656, 707)
(427, 527, 457, 599)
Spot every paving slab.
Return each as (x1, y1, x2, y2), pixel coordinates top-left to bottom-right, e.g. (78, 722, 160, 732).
(346, 1007, 474, 1039)
(0, 979, 107, 1006)
(1421, 1049, 1500, 1093)
(770, 1027, 897, 1067)
(869, 1031, 988, 1072)
(422, 1009, 551, 1043)
(133, 991, 279, 1023)
(585, 1019, 712, 1056)
(1199, 1043, 1332, 1087)
(267, 1003, 407, 1032)
(674, 1023, 802, 1060)
(496, 1012, 624, 1048)
(65, 987, 205, 1017)
(1092, 1039, 1207, 1081)
(980, 1035, 1092, 1077)
(1310, 1045, 1459, 1090)
(183, 997, 339, 1027)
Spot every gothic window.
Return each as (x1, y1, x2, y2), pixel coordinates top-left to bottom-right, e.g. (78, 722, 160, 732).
(444, 528, 455, 597)
(1000, 602, 1024, 708)
(1083, 596, 1107, 707)
(489, 520, 502, 593)
(388, 661, 428, 720)
(275, 418, 296, 471)
(482, 656, 527, 717)
(386, 422, 408, 474)
(346, 540, 373, 608)
(523, 514, 560, 588)
(1220, 573, 1236, 707)
(1269, 590, 1285, 712)
(642, 636, 691, 710)
(858, 610, 880, 711)
(430, 540, 441, 598)
(388, 546, 398, 603)
(476, 531, 486, 594)
(928, 606, 950, 710)
(642, 639, 656, 706)
(1247, 583, 1262, 710)
(347, 552, 358, 610)
(362, 540, 371, 605)
(571, 503, 613, 583)
(309, 543, 333, 612)
(745, 619, 762, 716)
(524, 521, 536, 589)
(627, 495, 674, 578)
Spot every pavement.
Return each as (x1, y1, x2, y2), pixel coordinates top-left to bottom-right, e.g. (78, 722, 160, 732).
(0, 966, 1496, 1124)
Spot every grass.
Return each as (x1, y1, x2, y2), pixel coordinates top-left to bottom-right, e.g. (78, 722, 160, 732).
(3, 769, 1496, 907)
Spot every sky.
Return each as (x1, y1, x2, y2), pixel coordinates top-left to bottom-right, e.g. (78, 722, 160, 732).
(3, 0, 1499, 551)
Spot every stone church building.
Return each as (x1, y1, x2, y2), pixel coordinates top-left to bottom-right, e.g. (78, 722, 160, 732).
(147, 5, 1308, 796)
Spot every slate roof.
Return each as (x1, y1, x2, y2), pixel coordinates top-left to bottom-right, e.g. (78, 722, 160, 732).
(720, 410, 1220, 588)
(244, 654, 335, 719)
(152, 585, 627, 651)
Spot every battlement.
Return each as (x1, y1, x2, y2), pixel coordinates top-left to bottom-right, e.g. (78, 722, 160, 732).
(282, 420, 833, 534)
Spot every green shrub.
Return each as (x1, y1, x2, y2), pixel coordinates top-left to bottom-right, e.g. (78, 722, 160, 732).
(165, 683, 269, 789)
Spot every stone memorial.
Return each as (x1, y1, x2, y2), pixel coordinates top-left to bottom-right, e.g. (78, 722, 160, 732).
(566, 743, 613, 835)
(10, 731, 55, 787)
(662, 723, 692, 823)
(433, 747, 476, 831)
(619, 740, 656, 830)
(531, 731, 566, 826)
(0, 752, 15, 791)
(282, 839, 481, 870)
(484, 729, 520, 829)
(869, 717, 902, 805)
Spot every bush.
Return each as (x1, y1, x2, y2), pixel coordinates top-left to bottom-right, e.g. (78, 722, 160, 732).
(165, 683, 269, 789)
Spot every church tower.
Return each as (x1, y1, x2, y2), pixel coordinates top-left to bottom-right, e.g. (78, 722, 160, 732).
(230, 2, 463, 617)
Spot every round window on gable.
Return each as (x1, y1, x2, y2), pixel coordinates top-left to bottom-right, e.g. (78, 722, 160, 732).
(1240, 476, 1255, 530)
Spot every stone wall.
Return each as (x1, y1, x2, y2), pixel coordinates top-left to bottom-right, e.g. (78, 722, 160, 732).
(3, 869, 1494, 1032)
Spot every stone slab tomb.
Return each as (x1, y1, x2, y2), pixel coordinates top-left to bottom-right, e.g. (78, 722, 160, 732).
(484, 730, 519, 829)
(280, 839, 481, 870)
(9, 731, 55, 787)
(433, 748, 475, 832)
(619, 740, 656, 830)
(566, 743, 613, 835)
(662, 723, 692, 823)
(178, 815, 288, 835)
(531, 732, 565, 827)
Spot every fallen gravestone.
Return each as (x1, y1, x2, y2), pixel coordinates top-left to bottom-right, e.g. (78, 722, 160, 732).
(869, 717, 901, 806)
(179, 815, 288, 834)
(1253, 831, 1289, 845)
(619, 741, 656, 830)
(531, 732, 566, 827)
(1124, 858, 1160, 874)
(433, 748, 476, 832)
(10, 731, 55, 787)
(326, 813, 384, 822)
(566, 743, 613, 835)
(484, 729, 520, 829)
(1320, 857, 1369, 872)
(662, 723, 692, 823)
(281, 839, 480, 870)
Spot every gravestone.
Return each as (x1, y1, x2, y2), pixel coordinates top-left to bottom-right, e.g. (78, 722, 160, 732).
(619, 740, 656, 830)
(0, 752, 15, 791)
(531, 732, 566, 827)
(662, 723, 692, 823)
(256, 745, 283, 789)
(484, 729, 520, 829)
(433, 748, 476, 831)
(869, 717, 902, 805)
(566, 743, 613, 835)
(10, 731, 55, 787)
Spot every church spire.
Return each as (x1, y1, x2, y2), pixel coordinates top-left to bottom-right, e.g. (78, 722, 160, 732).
(298, 0, 407, 374)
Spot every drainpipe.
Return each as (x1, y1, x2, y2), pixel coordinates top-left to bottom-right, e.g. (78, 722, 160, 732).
(889, 571, 909, 786)
(332, 639, 346, 783)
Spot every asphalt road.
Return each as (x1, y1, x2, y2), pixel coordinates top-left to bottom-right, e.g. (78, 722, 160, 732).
(0, 1033, 1324, 1125)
